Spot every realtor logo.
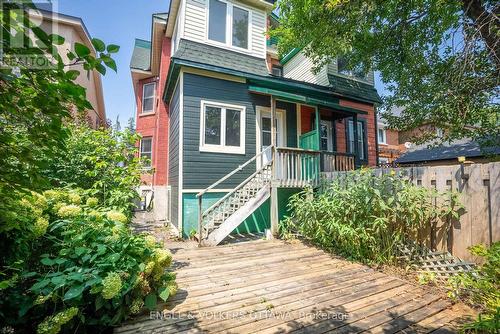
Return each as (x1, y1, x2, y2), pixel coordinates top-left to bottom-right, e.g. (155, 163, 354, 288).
(0, 0, 59, 69)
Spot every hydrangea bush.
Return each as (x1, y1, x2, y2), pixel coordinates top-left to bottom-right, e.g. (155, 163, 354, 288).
(0, 190, 176, 333)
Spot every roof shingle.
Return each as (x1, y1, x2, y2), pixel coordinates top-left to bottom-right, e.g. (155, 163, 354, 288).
(130, 39, 151, 71)
(328, 74, 382, 104)
(396, 140, 500, 164)
(173, 39, 269, 77)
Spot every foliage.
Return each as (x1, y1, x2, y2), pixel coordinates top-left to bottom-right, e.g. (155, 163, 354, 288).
(271, 0, 499, 145)
(0, 3, 174, 333)
(0, 2, 119, 194)
(280, 169, 462, 265)
(448, 243, 499, 332)
(44, 125, 146, 215)
(0, 189, 177, 333)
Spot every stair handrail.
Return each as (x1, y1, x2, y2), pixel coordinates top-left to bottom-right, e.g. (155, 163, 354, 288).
(196, 146, 273, 245)
(196, 145, 273, 198)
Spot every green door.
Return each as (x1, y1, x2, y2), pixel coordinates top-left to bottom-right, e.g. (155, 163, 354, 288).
(298, 130, 320, 182)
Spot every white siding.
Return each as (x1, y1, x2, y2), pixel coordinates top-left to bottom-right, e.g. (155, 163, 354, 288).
(283, 50, 329, 86)
(251, 10, 266, 58)
(184, 0, 206, 41)
(179, 0, 266, 59)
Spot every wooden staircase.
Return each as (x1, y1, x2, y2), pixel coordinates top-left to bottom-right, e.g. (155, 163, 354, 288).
(198, 164, 271, 246)
(195, 146, 353, 246)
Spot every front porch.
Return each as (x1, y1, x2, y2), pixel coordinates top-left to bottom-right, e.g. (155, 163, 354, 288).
(252, 88, 370, 183)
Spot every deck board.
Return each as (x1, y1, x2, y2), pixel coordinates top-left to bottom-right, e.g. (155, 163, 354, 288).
(115, 240, 472, 333)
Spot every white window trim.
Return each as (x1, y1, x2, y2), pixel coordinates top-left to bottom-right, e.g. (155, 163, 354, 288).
(206, 0, 253, 53)
(378, 126, 387, 145)
(142, 82, 156, 114)
(199, 100, 246, 155)
(140, 137, 153, 169)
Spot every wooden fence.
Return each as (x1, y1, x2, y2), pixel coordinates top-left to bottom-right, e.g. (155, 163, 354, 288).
(324, 162, 499, 262)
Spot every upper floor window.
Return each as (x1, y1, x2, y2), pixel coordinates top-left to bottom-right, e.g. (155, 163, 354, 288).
(378, 127, 387, 144)
(337, 56, 367, 81)
(140, 137, 153, 168)
(142, 82, 156, 113)
(271, 65, 283, 77)
(200, 100, 246, 154)
(208, 0, 250, 50)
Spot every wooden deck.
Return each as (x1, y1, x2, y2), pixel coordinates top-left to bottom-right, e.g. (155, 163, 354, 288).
(116, 239, 473, 333)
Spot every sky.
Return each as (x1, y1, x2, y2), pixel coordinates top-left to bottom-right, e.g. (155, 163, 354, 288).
(57, 0, 171, 125)
(56, 0, 387, 125)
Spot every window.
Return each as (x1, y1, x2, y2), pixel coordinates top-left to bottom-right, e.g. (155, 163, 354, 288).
(208, 0, 227, 43)
(378, 127, 387, 144)
(320, 120, 334, 151)
(232, 6, 249, 48)
(337, 56, 367, 80)
(200, 101, 245, 154)
(346, 119, 367, 162)
(142, 82, 156, 113)
(208, 0, 250, 50)
(140, 137, 153, 167)
(271, 65, 283, 77)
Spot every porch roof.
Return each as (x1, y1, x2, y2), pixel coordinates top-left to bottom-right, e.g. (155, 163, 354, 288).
(247, 85, 367, 115)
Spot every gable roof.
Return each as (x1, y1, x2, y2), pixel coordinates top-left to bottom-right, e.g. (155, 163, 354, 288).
(130, 39, 152, 71)
(396, 140, 500, 164)
(173, 39, 270, 76)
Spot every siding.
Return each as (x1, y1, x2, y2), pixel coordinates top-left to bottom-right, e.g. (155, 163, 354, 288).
(168, 80, 181, 228)
(283, 50, 329, 86)
(182, 0, 267, 59)
(182, 73, 258, 189)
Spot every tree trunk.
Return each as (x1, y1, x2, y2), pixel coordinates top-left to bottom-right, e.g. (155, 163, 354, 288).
(462, 0, 500, 70)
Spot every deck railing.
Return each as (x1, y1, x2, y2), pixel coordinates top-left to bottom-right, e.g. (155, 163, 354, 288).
(274, 147, 321, 187)
(320, 151, 356, 172)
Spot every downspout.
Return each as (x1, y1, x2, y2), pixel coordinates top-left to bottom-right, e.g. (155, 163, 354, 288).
(374, 105, 380, 166)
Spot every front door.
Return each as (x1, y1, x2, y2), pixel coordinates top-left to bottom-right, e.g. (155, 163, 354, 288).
(257, 108, 284, 167)
(320, 120, 334, 151)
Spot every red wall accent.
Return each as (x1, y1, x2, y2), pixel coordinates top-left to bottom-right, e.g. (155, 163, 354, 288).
(300, 105, 315, 134)
(135, 36, 171, 186)
(339, 99, 377, 166)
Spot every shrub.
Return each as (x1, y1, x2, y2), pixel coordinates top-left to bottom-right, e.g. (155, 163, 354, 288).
(280, 169, 462, 265)
(0, 189, 177, 333)
(44, 125, 148, 216)
(448, 243, 500, 332)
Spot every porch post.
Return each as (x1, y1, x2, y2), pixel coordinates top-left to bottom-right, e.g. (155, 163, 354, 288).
(270, 95, 279, 238)
(353, 113, 360, 167)
(315, 107, 320, 148)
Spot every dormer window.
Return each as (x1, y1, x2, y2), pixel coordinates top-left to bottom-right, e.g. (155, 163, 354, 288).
(337, 56, 367, 81)
(208, 0, 250, 50)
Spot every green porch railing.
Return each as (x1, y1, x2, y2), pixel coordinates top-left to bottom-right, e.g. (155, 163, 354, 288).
(299, 130, 319, 151)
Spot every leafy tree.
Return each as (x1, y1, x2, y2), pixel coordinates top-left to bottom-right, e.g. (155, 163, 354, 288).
(45, 125, 146, 215)
(127, 117, 136, 133)
(114, 115, 121, 132)
(272, 0, 499, 145)
(0, 2, 119, 227)
(0, 1, 119, 191)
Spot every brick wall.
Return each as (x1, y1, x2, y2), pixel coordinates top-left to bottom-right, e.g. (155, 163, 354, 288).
(135, 36, 171, 186)
(339, 99, 377, 166)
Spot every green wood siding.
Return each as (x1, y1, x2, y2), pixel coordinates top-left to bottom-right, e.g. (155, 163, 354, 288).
(182, 192, 270, 238)
(168, 80, 181, 228)
(181, 189, 299, 239)
(182, 73, 259, 190)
